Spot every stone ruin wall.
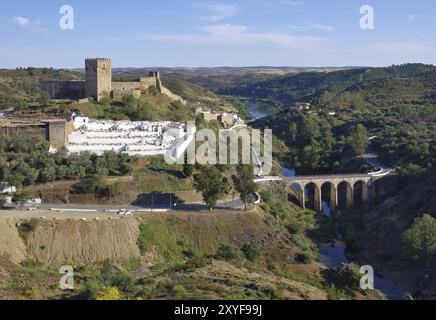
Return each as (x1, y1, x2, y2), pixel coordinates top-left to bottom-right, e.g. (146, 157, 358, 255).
(40, 81, 86, 100)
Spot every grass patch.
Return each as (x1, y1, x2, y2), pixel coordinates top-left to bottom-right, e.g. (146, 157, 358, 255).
(137, 221, 196, 264)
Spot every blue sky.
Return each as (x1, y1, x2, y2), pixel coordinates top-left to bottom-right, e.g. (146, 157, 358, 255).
(0, 0, 435, 68)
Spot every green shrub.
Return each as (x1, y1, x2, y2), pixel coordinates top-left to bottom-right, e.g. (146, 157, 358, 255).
(171, 284, 187, 298)
(295, 252, 315, 264)
(125, 257, 141, 271)
(242, 242, 261, 262)
(19, 218, 40, 239)
(141, 285, 153, 299)
(83, 278, 104, 300)
(260, 190, 273, 205)
(325, 284, 350, 300)
(217, 244, 245, 262)
(110, 272, 135, 292)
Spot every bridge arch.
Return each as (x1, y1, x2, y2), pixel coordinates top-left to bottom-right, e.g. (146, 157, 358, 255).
(337, 181, 354, 211)
(321, 182, 337, 215)
(302, 182, 322, 212)
(353, 180, 370, 208)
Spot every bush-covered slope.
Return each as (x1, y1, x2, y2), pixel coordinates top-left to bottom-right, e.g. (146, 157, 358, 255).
(221, 64, 436, 108)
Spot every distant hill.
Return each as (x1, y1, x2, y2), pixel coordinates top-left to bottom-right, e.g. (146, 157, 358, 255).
(103, 66, 354, 93)
(220, 64, 436, 109)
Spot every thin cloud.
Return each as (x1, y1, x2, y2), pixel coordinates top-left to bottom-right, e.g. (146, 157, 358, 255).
(199, 3, 239, 21)
(13, 16, 41, 31)
(408, 14, 418, 21)
(304, 21, 335, 32)
(140, 23, 328, 49)
(281, 1, 303, 5)
(13, 17, 30, 28)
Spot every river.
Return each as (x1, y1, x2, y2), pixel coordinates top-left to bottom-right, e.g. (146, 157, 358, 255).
(244, 100, 268, 122)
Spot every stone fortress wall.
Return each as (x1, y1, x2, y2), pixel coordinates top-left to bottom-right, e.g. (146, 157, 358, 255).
(0, 119, 73, 150)
(40, 81, 86, 100)
(111, 72, 162, 100)
(40, 58, 184, 103)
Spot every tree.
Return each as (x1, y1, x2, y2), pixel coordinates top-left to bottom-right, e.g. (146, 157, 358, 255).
(289, 123, 298, 145)
(12, 192, 29, 208)
(232, 164, 258, 211)
(193, 166, 228, 211)
(403, 214, 436, 266)
(0, 196, 7, 208)
(4, 159, 38, 187)
(183, 163, 194, 178)
(350, 124, 369, 156)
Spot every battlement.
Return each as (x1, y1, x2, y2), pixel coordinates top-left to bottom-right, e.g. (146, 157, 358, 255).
(85, 58, 111, 63)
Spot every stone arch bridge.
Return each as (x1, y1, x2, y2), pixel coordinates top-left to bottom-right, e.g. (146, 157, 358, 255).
(256, 173, 387, 214)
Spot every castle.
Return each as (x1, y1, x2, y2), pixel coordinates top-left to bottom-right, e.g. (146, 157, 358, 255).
(41, 58, 183, 102)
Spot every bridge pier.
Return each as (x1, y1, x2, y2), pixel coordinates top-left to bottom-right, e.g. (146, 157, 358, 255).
(362, 183, 369, 203)
(346, 184, 354, 211)
(330, 184, 338, 215)
(297, 188, 306, 210)
(314, 185, 323, 213)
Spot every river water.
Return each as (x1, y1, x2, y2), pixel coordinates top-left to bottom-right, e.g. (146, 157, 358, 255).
(244, 100, 268, 122)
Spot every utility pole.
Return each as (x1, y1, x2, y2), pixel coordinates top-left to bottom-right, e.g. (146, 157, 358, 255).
(109, 187, 112, 211)
(50, 178, 54, 205)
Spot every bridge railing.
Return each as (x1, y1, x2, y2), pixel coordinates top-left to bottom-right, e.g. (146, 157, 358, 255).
(282, 173, 372, 181)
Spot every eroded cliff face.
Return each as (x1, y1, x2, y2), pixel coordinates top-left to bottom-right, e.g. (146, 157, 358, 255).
(0, 209, 296, 270)
(25, 219, 141, 267)
(0, 220, 27, 265)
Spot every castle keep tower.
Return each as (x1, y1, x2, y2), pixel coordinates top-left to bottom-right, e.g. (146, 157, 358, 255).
(85, 58, 112, 102)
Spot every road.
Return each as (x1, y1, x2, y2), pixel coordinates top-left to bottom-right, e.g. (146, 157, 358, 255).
(1, 196, 246, 214)
(361, 142, 394, 177)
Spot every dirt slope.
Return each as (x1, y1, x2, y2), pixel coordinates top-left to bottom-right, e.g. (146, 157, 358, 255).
(26, 219, 141, 267)
(0, 220, 27, 265)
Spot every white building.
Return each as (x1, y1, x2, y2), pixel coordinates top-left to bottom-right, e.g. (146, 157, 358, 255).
(0, 183, 17, 194)
(66, 114, 196, 160)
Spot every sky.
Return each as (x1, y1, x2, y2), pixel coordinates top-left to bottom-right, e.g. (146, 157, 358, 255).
(0, 0, 435, 68)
